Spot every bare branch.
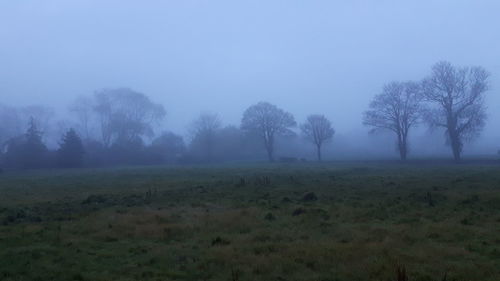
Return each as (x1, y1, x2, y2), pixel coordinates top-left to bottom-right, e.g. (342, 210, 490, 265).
(301, 114, 335, 161)
(241, 102, 296, 162)
(363, 81, 422, 160)
(421, 61, 489, 161)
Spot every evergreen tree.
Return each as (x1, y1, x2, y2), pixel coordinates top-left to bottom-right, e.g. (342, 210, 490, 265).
(5, 117, 48, 169)
(22, 117, 47, 169)
(57, 128, 85, 168)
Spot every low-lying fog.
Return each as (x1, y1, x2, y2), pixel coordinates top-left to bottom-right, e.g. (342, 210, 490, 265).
(1, 1, 499, 163)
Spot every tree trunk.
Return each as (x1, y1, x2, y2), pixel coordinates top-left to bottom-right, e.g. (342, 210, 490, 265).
(399, 145, 407, 161)
(449, 133, 462, 162)
(265, 141, 274, 162)
(397, 134, 407, 161)
(264, 134, 275, 162)
(316, 144, 322, 162)
(205, 140, 213, 163)
(447, 115, 461, 162)
(266, 147, 274, 162)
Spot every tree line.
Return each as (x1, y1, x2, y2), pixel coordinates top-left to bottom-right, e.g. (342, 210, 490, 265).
(363, 61, 490, 161)
(0, 61, 493, 170)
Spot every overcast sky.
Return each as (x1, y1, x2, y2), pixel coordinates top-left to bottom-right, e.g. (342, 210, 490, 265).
(1, 0, 499, 143)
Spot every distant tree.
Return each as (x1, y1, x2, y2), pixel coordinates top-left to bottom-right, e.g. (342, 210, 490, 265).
(20, 106, 55, 143)
(301, 115, 335, 161)
(23, 117, 48, 168)
(108, 136, 146, 165)
(422, 61, 489, 161)
(3, 136, 25, 169)
(0, 104, 55, 149)
(190, 113, 221, 162)
(93, 88, 166, 147)
(0, 104, 23, 150)
(150, 131, 186, 163)
(241, 102, 296, 162)
(363, 81, 422, 160)
(213, 126, 246, 162)
(69, 96, 95, 140)
(57, 128, 85, 168)
(5, 117, 48, 169)
(81, 139, 107, 167)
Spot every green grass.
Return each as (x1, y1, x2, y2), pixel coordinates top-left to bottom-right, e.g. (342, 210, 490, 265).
(0, 163, 499, 281)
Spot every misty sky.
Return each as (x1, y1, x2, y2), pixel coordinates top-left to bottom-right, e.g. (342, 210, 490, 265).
(1, 1, 499, 146)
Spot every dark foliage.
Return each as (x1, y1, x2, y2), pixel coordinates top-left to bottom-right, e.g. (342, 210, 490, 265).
(149, 131, 186, 164)
(57, 128, 85, 168)
(4, 117, 48, 169)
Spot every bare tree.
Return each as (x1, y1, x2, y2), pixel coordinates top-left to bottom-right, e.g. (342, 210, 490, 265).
(93, 91, 114, 146)
(301, 114, 334, 161)
(0, 104, 24, 150)
(422, 61, 489, 161)
(241, 102, 296, 162)
(92, 88, 166, 147)
(363, 81, 422, 160)
(190, 113, 221, 162)
(69, 96, 95, 141)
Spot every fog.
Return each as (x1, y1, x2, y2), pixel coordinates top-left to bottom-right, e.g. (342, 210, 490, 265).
(1, 0, 499, 163)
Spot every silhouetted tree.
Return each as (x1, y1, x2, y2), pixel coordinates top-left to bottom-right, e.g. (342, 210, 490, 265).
(213, 126, 246, 162)
(0, 104, 55, 149)
(5, 117, 48, 169)
(0, 104, 23, 150)
(363, 81, 422, 160)
(57, 128, 85, 168)
(301, 114, 335, 161)
(422, 61, 489, 161)
(69, 96, 95, 141)
(4, 136, 24, 169)
(93, 88, 166, 147)
(190, 113, 221, 162)
(108, 136, 146, 165)
(150, 131, 186, 163)
(82, 139, 107, 167)
(241, 102, 296, 162)
(24, 117, 48, 168)
(21, 106, 55, 139)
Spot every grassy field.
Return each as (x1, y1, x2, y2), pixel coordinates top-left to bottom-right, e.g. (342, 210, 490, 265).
(0, 163, 499, 281)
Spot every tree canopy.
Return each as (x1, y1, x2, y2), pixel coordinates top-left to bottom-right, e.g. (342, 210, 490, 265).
(241, 102, 296, 161)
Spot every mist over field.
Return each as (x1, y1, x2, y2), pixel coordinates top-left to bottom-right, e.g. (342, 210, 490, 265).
(1, 1, 499, 162)
(2, 3, 500, 281)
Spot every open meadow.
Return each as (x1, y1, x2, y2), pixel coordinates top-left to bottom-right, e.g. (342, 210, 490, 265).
(0, 162, 499, 281)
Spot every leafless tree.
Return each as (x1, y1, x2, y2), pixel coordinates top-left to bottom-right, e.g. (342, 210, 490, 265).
(0, 104, 23, 150)
(69, 96, 95, 141)
(301, 114, 334, 161)
(241, 102, 296, 162)
(92, 88, 166, 146)
(190, 112, 221, 162)
(421, 61, 489, 161)
(363, 81, 422, 160)
(92, 92, 113, 146)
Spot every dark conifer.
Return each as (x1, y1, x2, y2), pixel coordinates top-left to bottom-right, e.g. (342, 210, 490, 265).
(57, 128, 85, 168)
